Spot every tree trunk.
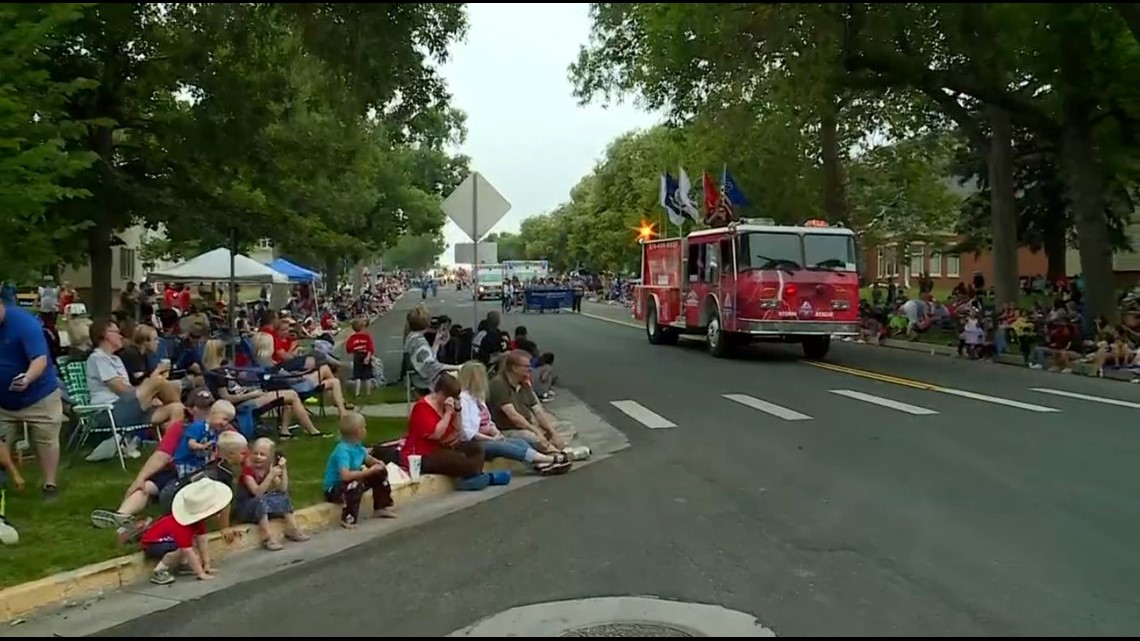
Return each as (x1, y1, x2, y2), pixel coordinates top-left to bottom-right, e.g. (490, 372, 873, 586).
(1057, 19, 1119, 322)
(324, 256, 338, 297)
(1041, 209, 1067, 282)
(819, 102, 849, 225)
(1059, 115, 1117, 321)
(986, 106, 1020, 308)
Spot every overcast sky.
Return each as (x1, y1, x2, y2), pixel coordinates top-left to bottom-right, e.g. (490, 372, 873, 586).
(436, 3, 659, 264)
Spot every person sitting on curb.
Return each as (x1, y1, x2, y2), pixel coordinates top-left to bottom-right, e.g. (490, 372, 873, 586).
(237, 437, 309, 551)
(456, 361, 570, 476)
(140, 478, 232, 585)
(401, 374, 511, 491)
(488, 350, 589, 461)
(323, 412, 396, 528)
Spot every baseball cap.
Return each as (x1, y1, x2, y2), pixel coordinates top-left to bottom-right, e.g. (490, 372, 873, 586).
(189, 388, 215, 410)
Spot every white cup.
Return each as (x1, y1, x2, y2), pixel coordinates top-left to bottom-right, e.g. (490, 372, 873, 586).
(407, 454, 422, 482)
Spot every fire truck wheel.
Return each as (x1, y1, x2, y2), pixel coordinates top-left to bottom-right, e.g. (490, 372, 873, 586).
(645, 302, 678, 345)
(706, 317, 731, 358)
(802, 336, 831, 360)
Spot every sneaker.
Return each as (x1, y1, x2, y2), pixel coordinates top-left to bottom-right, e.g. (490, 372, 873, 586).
(150, 568, 175, 585)
(0, 516, 18, 545)
(91, 509, 134, 530)
(117, 518, 151, 546)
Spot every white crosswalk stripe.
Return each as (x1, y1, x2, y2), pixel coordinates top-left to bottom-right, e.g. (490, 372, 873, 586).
(829, 390, 938, 415)
(723, 394, 813, 421)
(610, 400, 677, 429)
(938, 388, 1060, 413)
(1029, 387, 1140, 409)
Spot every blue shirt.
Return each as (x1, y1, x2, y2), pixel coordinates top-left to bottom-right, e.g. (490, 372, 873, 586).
(0, 305, 57, 411)
(172, 419, 215, 473)
(323, 440, 368, 492)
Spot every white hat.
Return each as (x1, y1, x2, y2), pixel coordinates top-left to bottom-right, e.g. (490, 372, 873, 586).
(171, 478, 233, 526)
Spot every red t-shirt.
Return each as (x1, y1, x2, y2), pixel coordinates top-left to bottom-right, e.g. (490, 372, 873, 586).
(157, 420, 186, 459)
(177, 290, 191, 311)
(163, 288, 176, 309)
(345, 331, 374, 355)
(400, 399, 454, 469)
(272, 333, 295, 364)
(140, 513, 207, 549)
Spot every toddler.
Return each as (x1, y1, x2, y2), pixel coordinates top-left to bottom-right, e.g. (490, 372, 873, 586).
(237, 437, 309, 550)
(322, 412, 395, 528)
(172, 399, 236, 478)
(140, 478, 231, 585)
(345, 318, 376, 397)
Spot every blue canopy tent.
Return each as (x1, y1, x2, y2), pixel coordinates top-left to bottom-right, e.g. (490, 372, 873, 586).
(266, 258, 321, 283)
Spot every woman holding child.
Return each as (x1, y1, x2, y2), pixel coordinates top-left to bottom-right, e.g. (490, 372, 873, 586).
(400, 374, 511, 491)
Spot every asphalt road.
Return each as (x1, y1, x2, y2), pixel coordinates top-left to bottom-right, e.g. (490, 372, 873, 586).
(97, 289, 1140, 637)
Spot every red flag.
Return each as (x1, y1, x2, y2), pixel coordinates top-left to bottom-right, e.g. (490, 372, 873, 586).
(702, 172, 720, 225)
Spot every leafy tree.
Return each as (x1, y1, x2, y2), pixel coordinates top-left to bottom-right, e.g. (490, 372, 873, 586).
(382, 234, 444, 272)
(0, 4, 96, 282)
(843, 2, 1140, 318)
(483, 232, 526, 262)
(7, 3, 468, 315)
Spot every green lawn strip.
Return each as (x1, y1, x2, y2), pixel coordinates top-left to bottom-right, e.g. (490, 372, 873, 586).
(0, 415, 405, 589)
(350, 385, 408, 406)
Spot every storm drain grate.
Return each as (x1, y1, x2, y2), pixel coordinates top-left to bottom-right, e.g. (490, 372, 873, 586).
(560, 622, 699, 637)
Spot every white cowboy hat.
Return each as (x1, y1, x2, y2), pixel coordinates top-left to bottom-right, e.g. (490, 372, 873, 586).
(171, 478, 233, 526)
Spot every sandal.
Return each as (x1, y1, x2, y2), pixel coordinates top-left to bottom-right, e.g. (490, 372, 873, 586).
(263, 538, 284, 551)
(285, 529, 310, 542)
(304, 430, 331, 438)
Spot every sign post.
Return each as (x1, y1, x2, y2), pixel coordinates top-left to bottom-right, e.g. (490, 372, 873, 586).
(440, 171, 511, 328)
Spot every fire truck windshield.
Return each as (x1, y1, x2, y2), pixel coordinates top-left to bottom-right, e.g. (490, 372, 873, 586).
(803, 233, 857, 272)
(738, 232, 802, 271)
(737, 231, 857, 273)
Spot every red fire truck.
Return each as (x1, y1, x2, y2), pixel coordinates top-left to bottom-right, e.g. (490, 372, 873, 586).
(633, 218, 860, 359)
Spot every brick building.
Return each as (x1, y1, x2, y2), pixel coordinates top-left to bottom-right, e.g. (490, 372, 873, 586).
(861, 235, 1049, 289)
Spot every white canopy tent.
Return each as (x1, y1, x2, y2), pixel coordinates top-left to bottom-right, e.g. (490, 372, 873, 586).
(148, 247, 289, 284)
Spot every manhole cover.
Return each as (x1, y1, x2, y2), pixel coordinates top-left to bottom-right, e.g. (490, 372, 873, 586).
(561, 623, 697, 637)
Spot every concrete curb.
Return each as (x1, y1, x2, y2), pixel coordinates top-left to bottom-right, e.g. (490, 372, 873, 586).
(0, 472, 454, 624)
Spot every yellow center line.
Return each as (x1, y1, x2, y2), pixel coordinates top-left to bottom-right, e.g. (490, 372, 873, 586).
(805, 361, 940, 391)
(579, 310, 942, 391)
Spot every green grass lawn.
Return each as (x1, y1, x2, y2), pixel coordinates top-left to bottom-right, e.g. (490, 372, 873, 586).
(0, 415, 406, 590)
(349, 384, 408, 406)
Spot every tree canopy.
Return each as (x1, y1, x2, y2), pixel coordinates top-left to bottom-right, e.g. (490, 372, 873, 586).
(502, 3, 1139, 320)
(0, 3, 469, 314)
(382, 233, 445, 272)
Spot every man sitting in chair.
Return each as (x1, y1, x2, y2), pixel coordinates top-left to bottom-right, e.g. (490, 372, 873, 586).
(86, 318, 185, 432)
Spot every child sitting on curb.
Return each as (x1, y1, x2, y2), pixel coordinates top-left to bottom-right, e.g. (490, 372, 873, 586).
(237, 437, 309, 550)
(322, 412, 396, 528)
(140, 478, 232, 585)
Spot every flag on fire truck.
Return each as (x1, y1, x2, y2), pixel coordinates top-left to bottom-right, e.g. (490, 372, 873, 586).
(710, 166, 750, 225)
(675, 168, 700, 222)
(658, 172, 685, 227)
(701, 171, 720, 225)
